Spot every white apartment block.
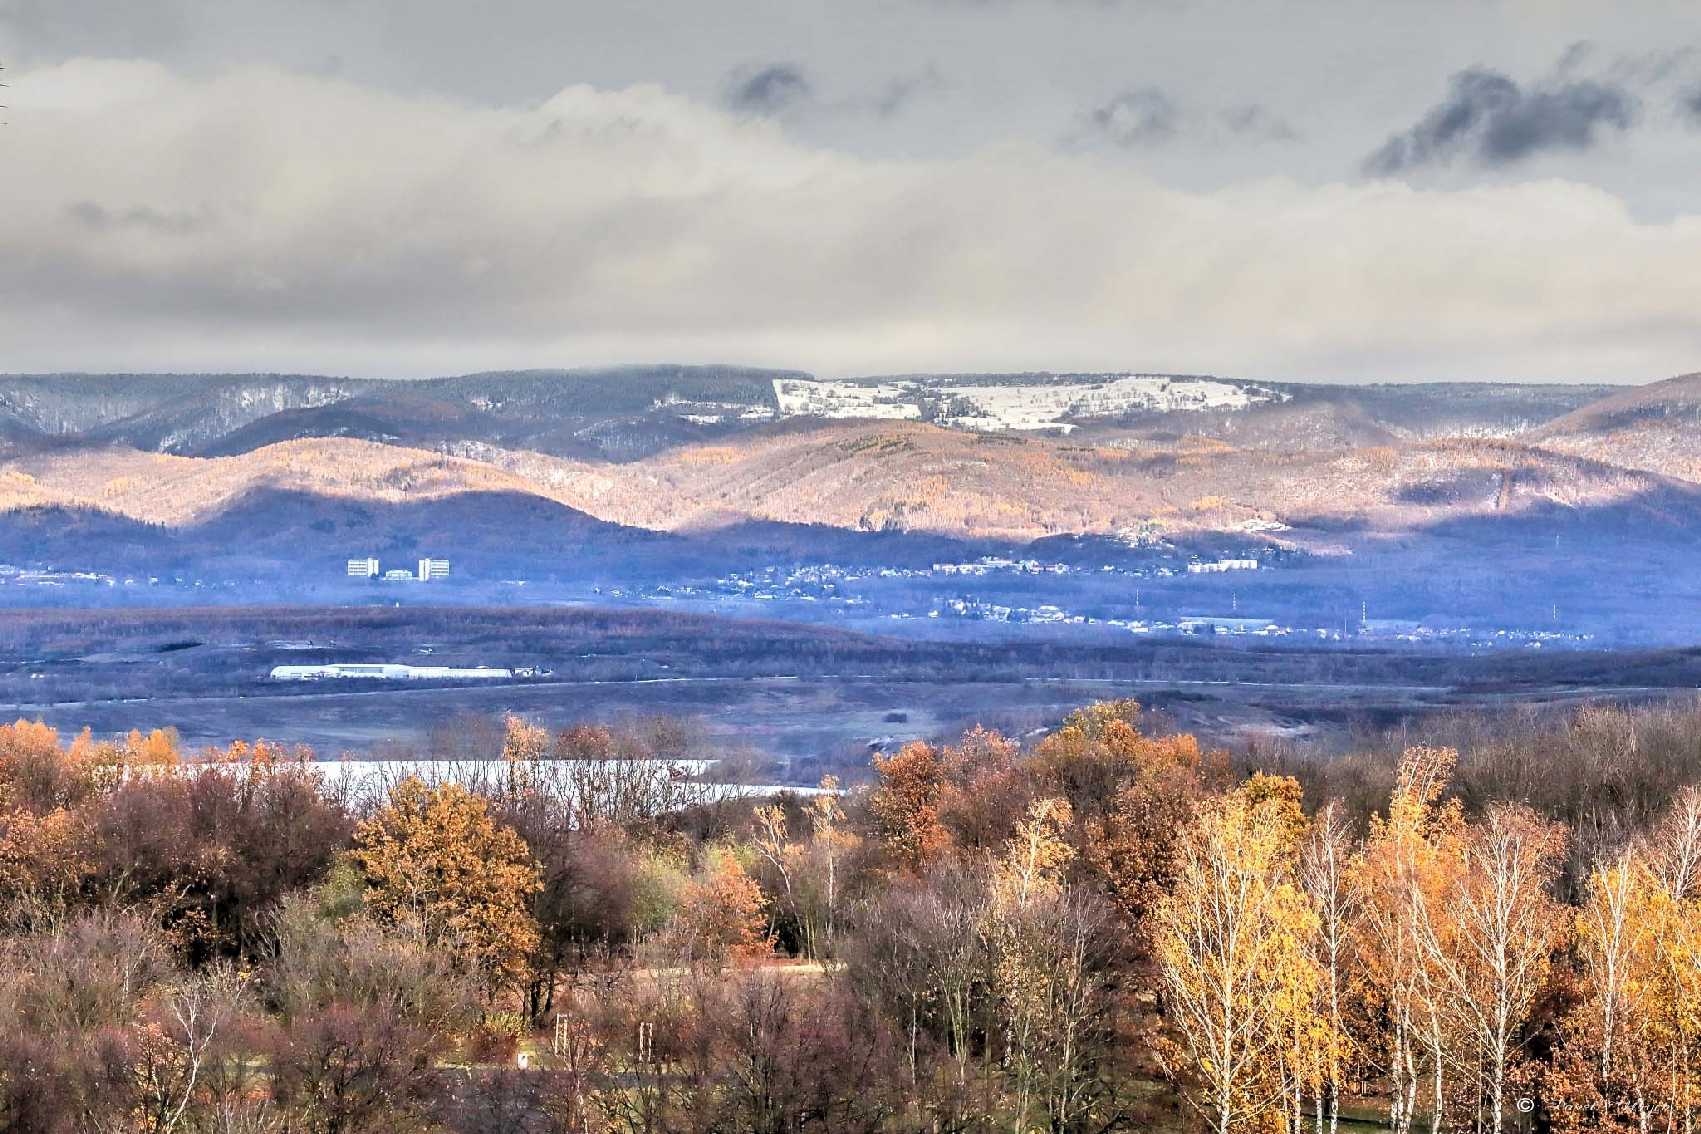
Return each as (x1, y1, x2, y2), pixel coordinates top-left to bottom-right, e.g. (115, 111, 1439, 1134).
(345, 556, 451, 581)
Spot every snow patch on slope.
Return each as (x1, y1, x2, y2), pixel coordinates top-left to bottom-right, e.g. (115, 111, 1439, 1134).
(773, 380, 925, 421)
(772, 375, 1283, 431)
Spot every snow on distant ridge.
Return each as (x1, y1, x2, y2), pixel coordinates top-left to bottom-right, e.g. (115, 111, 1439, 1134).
(772, 375, 1282, 432)
(772, 380, 925, 421)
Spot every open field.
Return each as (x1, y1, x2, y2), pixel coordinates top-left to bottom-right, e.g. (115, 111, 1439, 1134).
(6, 604, 1700, 778)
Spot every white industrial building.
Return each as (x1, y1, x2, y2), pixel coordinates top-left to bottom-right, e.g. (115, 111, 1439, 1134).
(1186, 558, 1260, 574)
(417, 558, 450, 581)
(1178, 615, 1280, 635)
(346, 557, 380, 578)
(270, 663, 513, 681)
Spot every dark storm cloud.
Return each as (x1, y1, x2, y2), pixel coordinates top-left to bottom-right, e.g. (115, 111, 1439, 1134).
(1085, 87, 1178, 145)
(726, 63, 811, 114)
(1366, 67, 1638, 175)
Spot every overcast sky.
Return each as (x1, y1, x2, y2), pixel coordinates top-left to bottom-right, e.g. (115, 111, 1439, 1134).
(3, 0, 1700, 382)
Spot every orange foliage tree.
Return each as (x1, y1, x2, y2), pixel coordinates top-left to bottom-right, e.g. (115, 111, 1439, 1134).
(1034, 700, 1211, 938)
(869, 741, 953, 871)
(672, 845, 772, 966)
(354, 776, 541, 996)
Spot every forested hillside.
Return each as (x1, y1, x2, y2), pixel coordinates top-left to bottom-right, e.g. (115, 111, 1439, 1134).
(3, 369, 1700, 644)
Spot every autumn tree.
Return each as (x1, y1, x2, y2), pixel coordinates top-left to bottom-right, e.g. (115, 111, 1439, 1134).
(0, 719, 97, 815)
(669, 844, 772, 966)
(869, 741, 953, 871)
(120, 727, 183, 768)
(354, 776, 541, 995)
(1554, 788, 1701, 1134)
(1299, 801, 1361, 1134)
(753, 779, 858, 959)
(501, 714, 551, 765)
(983, 797, 1123, 1130)
(498, 712, 552, 805)
(1353, 746, 1466, 1134)
(935, 726, 1031, 852)
(0, 911, 191, 1133)
(988, 798, 1076, 1124)
(1422, 805, 1566, 1134)
(1550, 845, 1664, 1134)
(800, 780, 856, 955)
(0, 801, 88, 933)
(1153, 775, 1320, 1134)
(266, 892, 477, 1134)
(1039, 700, 1210, 939)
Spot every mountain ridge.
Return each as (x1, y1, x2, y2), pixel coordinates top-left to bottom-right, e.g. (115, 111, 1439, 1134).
(0, 367, 1694, 555)
(0, 368, 1622, 462)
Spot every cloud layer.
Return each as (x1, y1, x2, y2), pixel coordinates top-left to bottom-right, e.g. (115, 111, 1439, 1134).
(2, 60, 1700, 382)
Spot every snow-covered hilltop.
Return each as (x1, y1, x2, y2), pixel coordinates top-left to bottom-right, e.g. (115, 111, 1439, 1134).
(772, 374, 1284, 432)
(772, 380, 923, 421)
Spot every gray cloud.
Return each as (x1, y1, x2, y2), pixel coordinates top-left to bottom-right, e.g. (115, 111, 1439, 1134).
(872, 66, 946, 119)
(1079, 90, 1297, 149)
(1085, 87, 1179, 146)
(1482, 81, 1638, 162)
(1367, 67, 1638, 175)
(1220, 104, 1299, 142)
(67, 200, 212, 236)
(7, 0, 1699, 214)
(1555, 40, 1595, 78)
(1684, 85, 1701, 126)
(5, 61, 1699, 383)
(7, 3, 1701, 379)
(1603, 45, 1699, 89)
(726, 63, 811, 114)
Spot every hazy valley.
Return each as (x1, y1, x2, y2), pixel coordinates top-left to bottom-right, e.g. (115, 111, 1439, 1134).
(0, 369, 1693, 635)
(1, 367, 1698, 762)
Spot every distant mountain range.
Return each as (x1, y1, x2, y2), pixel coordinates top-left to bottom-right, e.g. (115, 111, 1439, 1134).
(0, 366, 1696, 585)
(0, 368, 1614, 461)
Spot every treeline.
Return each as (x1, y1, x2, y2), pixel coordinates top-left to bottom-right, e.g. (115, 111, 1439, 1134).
(4, 701, 1701, 1132)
